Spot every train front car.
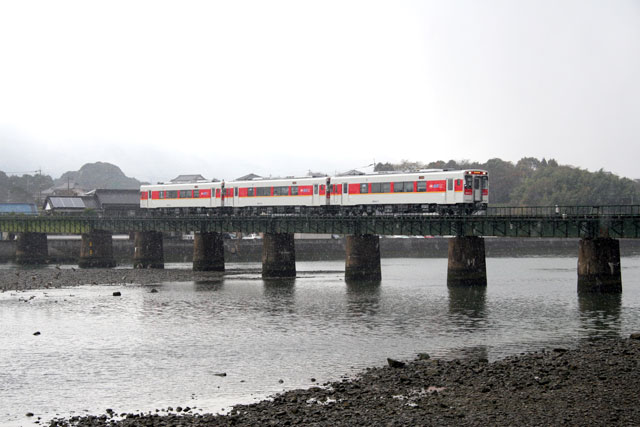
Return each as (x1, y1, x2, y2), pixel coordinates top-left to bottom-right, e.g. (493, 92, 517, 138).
(329, 169, 488, 215)
(463, 170, 488, 214)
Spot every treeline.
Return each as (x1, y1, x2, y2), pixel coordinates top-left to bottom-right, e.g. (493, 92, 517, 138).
(374, 157, 640, 206)
(0, 171, 53, 204)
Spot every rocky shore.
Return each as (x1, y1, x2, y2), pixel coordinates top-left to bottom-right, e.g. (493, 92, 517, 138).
(0, 267, 235, 292)
(42, 335, 640, 426)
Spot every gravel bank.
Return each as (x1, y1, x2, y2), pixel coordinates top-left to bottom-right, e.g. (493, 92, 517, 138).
(44, 336, 640, 426)
(0, 267, 235, 292)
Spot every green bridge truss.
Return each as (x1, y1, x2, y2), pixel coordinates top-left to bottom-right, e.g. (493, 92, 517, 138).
(2, 205, 640, 239)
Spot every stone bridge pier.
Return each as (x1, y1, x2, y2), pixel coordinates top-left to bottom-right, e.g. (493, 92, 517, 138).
(133, 231, 164, 269)
(15, 232, 48, 264)
(262, 233, 296, 278)
(578, 238, 621, 293)
(447, 236, 487, 287)
(345, 234, 382, 282)
(78, 230, 116, 268)
(193, 232, 225, 271)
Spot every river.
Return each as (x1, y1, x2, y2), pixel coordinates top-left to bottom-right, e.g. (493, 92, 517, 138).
(2, 255, 640, 425)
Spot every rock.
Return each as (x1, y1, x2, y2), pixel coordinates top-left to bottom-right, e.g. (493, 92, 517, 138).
(629, 333, 640, 340)
(26, 412, 34, 417)
(214, 372, 227, 377)
(387, 358, 406, 368)
(113, 291, 121, 296)
(150, 288, 158, 293)
(33, 331, 41, 336)
(417, 353, 431, 360)
(279, 379, 284, 383)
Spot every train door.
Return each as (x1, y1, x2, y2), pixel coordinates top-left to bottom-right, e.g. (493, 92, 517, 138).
(473, 176, 482, 202)
(446, 178, 454, 204)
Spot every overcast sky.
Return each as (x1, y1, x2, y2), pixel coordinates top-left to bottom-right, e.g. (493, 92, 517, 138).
(1, 0, 638, 183)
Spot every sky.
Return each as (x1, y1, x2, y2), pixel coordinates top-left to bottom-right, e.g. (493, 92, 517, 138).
(0, 0, 639, 183)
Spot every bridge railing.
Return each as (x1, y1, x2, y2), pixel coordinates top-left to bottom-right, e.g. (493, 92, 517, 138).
(486, 205, 640, 217)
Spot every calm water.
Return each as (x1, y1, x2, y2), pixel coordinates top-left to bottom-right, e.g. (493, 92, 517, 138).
(2, 256, 640, 425)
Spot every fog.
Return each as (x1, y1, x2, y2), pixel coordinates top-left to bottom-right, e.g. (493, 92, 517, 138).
(1, 0, 638, 182)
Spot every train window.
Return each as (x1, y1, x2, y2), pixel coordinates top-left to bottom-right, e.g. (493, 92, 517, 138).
(291, 186, 298, 196)
(343, 183, 348, 194)
(179, 190, 191, 198)
(447, 179, 453, 191)
(159, 191, 164, 199)
(405, 182, 414, 192)
(465, 176, 472, 189)
(371, 183, 381, 193)
(167, 191, 177, 199)
(393, 183, 403, 192)
(360, 183, 369, 194)
(257, 187, 270, 197)
(274, 186, 288, 196)
(417, 182, 426, 192)
(482, 176, 488, 189)
(193, 190, 200, 198)
(474, 178, 480, 190)
(313, 184, 318, 195)
(382, 182, 391, 193)
(247, 187, 254, 197)
(148, 191, 152, 198)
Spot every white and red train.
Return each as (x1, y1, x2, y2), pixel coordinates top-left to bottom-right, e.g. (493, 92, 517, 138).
(140, 169, 489, 215)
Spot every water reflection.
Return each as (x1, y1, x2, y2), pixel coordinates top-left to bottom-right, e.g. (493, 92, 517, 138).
(193, 279, 224, 292)
(578, 292, 622, 338)
(263, 279, 296, 315)
(447, 285, 487, 330)
(345, 280, 381, 317)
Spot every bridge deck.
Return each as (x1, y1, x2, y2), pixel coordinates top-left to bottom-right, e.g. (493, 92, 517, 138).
(2, 205, 640, 238)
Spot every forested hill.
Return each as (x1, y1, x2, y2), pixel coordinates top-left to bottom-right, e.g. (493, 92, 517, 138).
(374, 157, 640, 206)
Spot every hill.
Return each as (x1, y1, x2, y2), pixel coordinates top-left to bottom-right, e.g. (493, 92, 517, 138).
(55, 162, 142, 190)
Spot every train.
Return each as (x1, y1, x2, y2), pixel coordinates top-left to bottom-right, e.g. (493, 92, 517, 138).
(139, 169, 489, 215)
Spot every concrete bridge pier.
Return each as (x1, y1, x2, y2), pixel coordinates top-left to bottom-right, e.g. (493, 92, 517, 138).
(578, 238, 621, 293)
(345, 234, 382, 282)
(447, 236, 487, 286)
(193, 232, 225, 271)
(133, 231, 164, 269)
(78, 230, 116, 268)
(262, 233, 296, 278)
(15, 232, 48, 264)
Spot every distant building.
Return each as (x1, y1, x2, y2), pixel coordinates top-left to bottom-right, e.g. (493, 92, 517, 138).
(85, 189, 140, 212)
(0, 203, 38, 215)
(41, 181, 87, 197)
(170, 174, 206, 184)
(235, 173, 262, 181)
(43, 189, 140, 215)
(43, 196, 96, 213)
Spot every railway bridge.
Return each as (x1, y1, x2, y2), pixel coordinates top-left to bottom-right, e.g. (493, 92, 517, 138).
(2, 205, 640, 293)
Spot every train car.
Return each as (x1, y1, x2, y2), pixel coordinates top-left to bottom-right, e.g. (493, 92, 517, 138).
(328, 169, 488, 214)
(219, 176, 328, 214)
(140, 181, 222, 212)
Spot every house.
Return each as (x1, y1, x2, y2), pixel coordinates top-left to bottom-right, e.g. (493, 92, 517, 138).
(0, 203, 38, 215)
(43, 189, 141, 215)
(235, 173, 262, 181)
(86, 189, 140, 213)
(170, 174, 207, 184)
(42, 196, 96, 213)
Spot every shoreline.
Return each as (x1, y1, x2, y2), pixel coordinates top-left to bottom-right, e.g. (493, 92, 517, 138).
(45, 335, 640, 426)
